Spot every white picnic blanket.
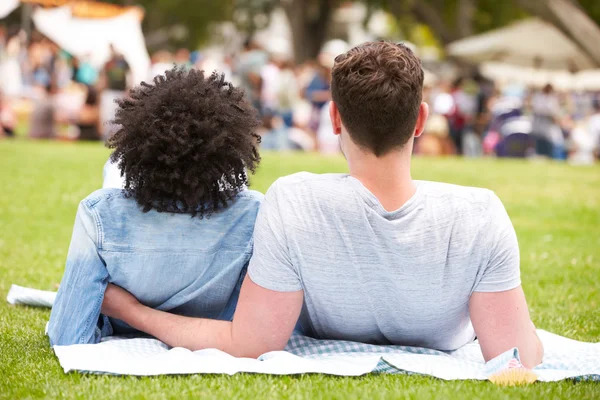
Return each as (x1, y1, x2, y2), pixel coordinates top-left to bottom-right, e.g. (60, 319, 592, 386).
(7, 284, 57, 308)
(7, 284, 600, 381)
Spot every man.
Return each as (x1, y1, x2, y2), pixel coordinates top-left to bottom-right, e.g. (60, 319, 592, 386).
(589, 99, 600, 157)
(234, 38, 268, 112)
(48, 68, 262, 345)
(102, 42, 544, 368)
(99, 45, 131, 140)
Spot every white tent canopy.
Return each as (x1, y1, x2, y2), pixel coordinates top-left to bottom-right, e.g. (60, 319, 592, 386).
(32, 6, 150, 84)
(447, 18, 596, 71)
(0, 0, 19, 19)
(480, 62, 600, 91)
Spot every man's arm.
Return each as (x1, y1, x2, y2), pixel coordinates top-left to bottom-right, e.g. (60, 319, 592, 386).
(102, 275, 303, 358)
(470, 287, 543, 369)
(470, 193, 543, 368)
(48, 202, 109, 346)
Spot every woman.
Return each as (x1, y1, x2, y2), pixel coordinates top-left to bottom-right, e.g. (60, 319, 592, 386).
(0, 90, 16, 138)
(75, 86, 101, 141)
(48, 67, 263, 345)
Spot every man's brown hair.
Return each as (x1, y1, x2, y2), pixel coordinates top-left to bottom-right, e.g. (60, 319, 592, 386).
(331, 41, 424, 156)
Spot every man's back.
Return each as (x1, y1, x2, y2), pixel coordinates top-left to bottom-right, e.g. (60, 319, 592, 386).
(249, 173, 520, 351)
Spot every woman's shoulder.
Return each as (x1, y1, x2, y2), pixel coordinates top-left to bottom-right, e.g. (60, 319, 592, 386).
(230, 189, 264, 213)
(81, 188, 126, 208)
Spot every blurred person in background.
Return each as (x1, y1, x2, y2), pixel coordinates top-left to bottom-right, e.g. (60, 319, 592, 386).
(276, 59, 300, 129)
(235, 38, 268, 111)
(175, 48, 191, 70)
(567, 119, 598, 165)
(568, 89, 593, 121)
(99, 44, 130, 140)
(531, 84, 564, 159)
(567, 97, 599, 164)
(0, 35, 23, 98)
(197, 50, 234, 83)
(27, 39, 56, 90)
(429, 81, 457, 155)
(569, 98, 600, 164)
(304, 53, 332, 137)
(28, 83, 56, 139)
(446, 77, 477, 155)
(589, 98, 600, 144)
(305, 40, 350, 153)
(259, 42, 285, 115)
(296, 60, 317, 91)
(149, 50, 173, 80)
(258, 40, 294, 150)
(0, 90, 16, 138)
(73, 85, 101, 141)
(54, 51, 74, 89)
(418, 113, 454, 156)
(0, 25, 6, 57)
(473, 74, 495, 137)
(73, 55, 99, 87)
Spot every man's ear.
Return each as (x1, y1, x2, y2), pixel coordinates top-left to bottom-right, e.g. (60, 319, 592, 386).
(414, 102, 429, 138)
(329, 101, 342, 136)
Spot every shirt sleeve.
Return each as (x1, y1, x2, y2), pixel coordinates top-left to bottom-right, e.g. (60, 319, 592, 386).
(248, 182, 302, 292)
(48, 201, 110, 346)
(473, 193, 522, 293)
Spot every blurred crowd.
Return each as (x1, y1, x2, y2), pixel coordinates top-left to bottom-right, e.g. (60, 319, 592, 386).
(1, 26, 599, 164)
(422, 77, 600, 164)
(0, 27, 132, 141)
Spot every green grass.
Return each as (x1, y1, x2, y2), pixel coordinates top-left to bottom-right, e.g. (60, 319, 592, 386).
(0, 140, 599, 399)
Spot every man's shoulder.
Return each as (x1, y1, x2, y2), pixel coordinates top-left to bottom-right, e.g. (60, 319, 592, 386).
(418, 180, 498, 211)
(265, 173, 349, 210)
(271, 172, 346, 190)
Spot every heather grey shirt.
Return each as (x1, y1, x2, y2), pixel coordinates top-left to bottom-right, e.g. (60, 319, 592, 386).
(248, 173, 521, 351)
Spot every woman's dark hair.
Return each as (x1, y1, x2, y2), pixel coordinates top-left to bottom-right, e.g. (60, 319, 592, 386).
(107, 67, 261, 217)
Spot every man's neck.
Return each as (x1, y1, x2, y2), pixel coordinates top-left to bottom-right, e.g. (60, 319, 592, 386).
(347, 146, 416, 212)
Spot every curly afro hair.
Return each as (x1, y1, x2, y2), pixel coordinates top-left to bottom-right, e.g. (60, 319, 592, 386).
(107, 67, 261, 217)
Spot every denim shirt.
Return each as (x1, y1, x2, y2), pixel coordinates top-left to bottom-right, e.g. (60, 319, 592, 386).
(48, 188, 263, 346)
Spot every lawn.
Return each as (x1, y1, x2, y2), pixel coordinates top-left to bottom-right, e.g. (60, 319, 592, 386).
(0, 140, 599, 399)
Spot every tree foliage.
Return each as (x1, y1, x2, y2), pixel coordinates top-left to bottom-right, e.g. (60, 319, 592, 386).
(103, 0, 235, 49)
(4, 0, 600, 62)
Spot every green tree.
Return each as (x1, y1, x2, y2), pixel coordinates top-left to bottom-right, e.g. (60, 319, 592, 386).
(103, 0, 234, 50)
(79, 0, 600, 65)
(377, 0, 600, 66)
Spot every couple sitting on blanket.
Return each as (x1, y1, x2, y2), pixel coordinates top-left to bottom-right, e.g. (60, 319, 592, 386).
(48, 42, 544, 368)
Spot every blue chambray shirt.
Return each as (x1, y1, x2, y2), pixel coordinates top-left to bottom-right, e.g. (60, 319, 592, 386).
(48, 188, 263, 346)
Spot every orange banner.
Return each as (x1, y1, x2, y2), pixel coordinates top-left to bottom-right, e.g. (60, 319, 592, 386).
(20, 0, 143, 19)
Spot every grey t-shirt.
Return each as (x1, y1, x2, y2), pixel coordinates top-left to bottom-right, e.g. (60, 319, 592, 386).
(248, 173, 521, 351)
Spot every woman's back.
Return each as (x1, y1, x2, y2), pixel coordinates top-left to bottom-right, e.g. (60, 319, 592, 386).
(48, 188, 262, 344)
(96, 188, 262, 320)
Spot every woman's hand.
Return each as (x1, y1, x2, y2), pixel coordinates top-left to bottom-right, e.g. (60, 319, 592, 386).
(101, 283, 142, 322)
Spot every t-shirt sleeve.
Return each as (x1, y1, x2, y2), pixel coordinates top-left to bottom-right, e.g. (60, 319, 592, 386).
(473, 192, 522, 292)
(248, 181, 303, 292)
